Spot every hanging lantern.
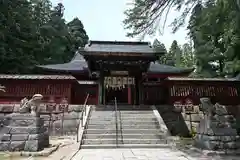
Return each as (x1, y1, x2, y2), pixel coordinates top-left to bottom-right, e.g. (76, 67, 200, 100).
(107, 77, 112, 85)
(117, 77, 122, 85)
(123, 77, 127, 85)
(132, 78, 135, 85)
(112, 77, 117, 85)
(128, 77, 133, 85)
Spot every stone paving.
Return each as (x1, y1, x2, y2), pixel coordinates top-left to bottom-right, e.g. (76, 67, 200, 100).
(70, 148, 239, 160)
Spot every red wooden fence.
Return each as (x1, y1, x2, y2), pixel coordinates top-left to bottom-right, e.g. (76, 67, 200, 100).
(0, 80, 72, 104)
(166, 78, 240, 105)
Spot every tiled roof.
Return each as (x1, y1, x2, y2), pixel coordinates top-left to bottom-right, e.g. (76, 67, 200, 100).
(235, 73, 240, 80)
(84, 40, 161, 54)
(167, 77, 237, 81)
(37, 52, 88, 72)
(148, 62, 194, 74)
(0, 74, 76, 80)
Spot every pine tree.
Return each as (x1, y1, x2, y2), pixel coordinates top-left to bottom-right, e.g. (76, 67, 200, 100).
(167, 40, 182, 67)
(67, 18, 89, 49)
(152, 39, 167, 63)
(0, 1, 89, 73)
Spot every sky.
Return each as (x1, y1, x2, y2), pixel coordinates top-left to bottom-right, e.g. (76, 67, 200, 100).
(51, 0, 189, 49)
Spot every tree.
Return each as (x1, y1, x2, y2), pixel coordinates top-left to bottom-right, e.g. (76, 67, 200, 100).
(124, 0, 240, 77)
(181, 42, 195, 68)
(0, 0, 37, 73)
(68, 18, 89, 49)
(123, 0, 205, 38)
(167, 40, 182, 67)
(38, 3, 74, 64)
(0, 1, 89, 73)
(152, 39, 167, 62)
(187, 0, 240, 77)
(153, 39, 195, 68)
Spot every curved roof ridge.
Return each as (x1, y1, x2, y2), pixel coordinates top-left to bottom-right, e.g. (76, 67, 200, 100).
(36, 51, 88, 73)
(71, 51, 86, 62)
(88, 40, 150, 46)
(148, 61, 194, 74)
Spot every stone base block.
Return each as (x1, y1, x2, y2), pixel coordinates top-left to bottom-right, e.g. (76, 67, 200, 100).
(195, 139, 219, 150)
(0, 113, 50, 152)
(24, 140, 43, 152)
(195, 134, 240, 150)
(0, 141, 9, 151)
(9, 141, 25, 151)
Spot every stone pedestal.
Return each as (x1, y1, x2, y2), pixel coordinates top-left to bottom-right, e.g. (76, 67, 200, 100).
(0, 113, 49, 152)
(195, 99, 240, 151)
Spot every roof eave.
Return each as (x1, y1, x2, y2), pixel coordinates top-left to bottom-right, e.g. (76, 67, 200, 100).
(36, 65, 88, 73)
(82, 50, 157, 55)
(147, 68, 194, 75)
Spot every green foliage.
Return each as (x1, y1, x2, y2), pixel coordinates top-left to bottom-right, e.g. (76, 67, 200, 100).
(181, 42, 195, 68)
(190, 126, 196, 138)
(188, 0, 240, 77)
(168, 40, 182, 67)
(153, 39, 195, 68)
(0, 1, 88, 73)
(152, 39, 167, 61)
(124, 0, 240, 77)
(123, 0, 204, 38)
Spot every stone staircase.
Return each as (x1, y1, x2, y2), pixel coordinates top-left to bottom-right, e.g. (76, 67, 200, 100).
(80, 105, 169, 149)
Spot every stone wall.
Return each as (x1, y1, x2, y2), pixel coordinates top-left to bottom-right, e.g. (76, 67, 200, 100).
(194, 98, 240, 151)
(0, 113, 49, 152)
(0, 104, 85, 136)
(181, 106, 204, 134)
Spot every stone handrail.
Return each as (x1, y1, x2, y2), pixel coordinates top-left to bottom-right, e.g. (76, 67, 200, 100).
(77, 105, 92, 143)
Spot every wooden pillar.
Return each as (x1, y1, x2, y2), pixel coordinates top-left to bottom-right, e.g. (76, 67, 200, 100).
(98, 74, 104, 105)
(102, 78, 105, 105)
(138, 76, 143, 105)
(135, 77, 139, 105)
(128, 86, 131, 105)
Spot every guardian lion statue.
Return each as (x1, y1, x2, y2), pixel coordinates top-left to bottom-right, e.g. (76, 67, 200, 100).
(19, 94, 43, 116)
(0, 84, 5, 92)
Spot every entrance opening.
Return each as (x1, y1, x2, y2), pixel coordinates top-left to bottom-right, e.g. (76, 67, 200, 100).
(105, 87, 128, 104)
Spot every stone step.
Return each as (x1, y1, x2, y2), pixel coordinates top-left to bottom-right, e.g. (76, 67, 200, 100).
(82, 139, 167, 145)
(88, 119, 159, 125)
(91, 113, 155, 116)
(90, 114, 155, 118)
(91, 114, 155, 118)
(83, 134, 166, 139)
(91, 111, 153, 115)
(93, 106, 152, 111)
(87, 124, 159, 129)
(81, 144, 171, 149)
(84, 129, 163, 134)
(119, 111, 153, 114)
(88, 121, 159, 126)
(89, 117, 157, 121)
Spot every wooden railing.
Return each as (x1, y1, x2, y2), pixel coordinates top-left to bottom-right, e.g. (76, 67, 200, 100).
(81, 93, 89, 127)
(114, 97, 118, 147)
(77, 93, 89, 142)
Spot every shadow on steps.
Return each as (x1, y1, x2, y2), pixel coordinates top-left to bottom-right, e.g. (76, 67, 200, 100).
(156, 105, 191, 137)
